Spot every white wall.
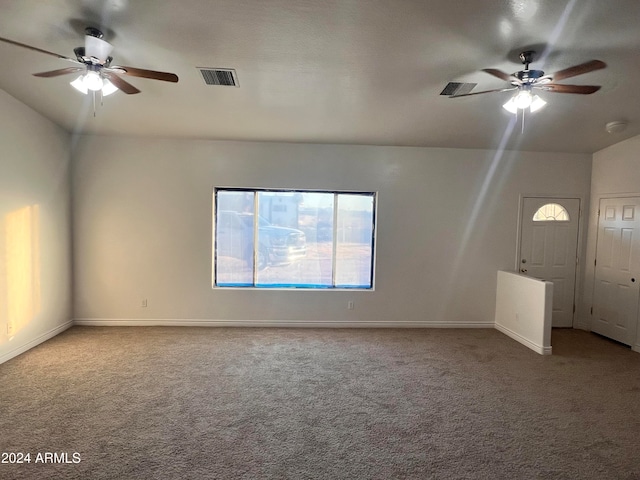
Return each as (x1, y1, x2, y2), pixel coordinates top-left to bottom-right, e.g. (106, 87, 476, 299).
(0, 89, 72, 363)
(495, 271, 553, 355)
(72, 135, 591, 327)
(583, 134, 640, 340)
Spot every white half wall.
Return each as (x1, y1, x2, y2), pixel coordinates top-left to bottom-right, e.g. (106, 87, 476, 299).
(0, 89, 72, 364)
(495, 270, 553, 355)
(71, 135, 591, 326)
(585, 133, 640, 350)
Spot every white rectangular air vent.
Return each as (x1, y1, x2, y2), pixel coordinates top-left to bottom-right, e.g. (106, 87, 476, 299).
(198, 68, 239, 87)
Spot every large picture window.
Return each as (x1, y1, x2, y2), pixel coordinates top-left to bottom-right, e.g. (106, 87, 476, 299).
(213, 188, 376, 289)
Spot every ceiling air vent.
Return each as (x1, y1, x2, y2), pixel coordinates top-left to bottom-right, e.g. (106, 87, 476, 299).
(198, 68, 239, 87)
(440, 82, 476, 96)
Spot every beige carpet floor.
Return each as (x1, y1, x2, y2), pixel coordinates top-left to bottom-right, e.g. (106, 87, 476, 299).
(1, 326, 640, 479)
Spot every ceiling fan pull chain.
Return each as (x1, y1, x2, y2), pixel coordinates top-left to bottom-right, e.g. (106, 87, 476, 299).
(92, 90, 96, 117)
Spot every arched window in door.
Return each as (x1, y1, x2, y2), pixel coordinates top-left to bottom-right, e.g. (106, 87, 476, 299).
(532, 203, 570, 221)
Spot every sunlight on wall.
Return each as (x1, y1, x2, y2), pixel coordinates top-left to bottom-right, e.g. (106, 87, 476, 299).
(0, 205, 41, 344)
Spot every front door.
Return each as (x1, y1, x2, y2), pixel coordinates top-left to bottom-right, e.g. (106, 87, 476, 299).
(592, 197, 640, 346)
(519, 197, 580, 328)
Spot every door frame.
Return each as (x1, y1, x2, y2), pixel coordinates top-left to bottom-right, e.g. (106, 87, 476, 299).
(515, 194, 585, 328)
(591, 194, 640, 350)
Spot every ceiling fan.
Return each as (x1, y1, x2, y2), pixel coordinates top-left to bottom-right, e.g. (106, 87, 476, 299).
(449, 50, 606, 113)
(0, 27, 178, 96)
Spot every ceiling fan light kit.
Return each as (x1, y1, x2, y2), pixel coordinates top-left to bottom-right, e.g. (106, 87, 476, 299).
(502, 89, 547, 114)
(82, 70, 103, 91)
(70, 74, 118, 96)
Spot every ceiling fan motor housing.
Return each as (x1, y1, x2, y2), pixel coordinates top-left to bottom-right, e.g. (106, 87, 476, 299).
(515, 69, 544, 83)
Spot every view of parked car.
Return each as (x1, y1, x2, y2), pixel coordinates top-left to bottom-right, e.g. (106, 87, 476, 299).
(216, 210, 307, 270)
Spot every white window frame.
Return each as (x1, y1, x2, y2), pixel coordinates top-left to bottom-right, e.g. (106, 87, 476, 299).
(212, 187, 377, 289)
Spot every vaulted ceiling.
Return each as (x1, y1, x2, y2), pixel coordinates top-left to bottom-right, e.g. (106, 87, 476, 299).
(0, 0, 638, 153)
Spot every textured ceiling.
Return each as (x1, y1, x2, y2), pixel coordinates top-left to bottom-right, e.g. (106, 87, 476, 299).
(0, 0, 638, 153)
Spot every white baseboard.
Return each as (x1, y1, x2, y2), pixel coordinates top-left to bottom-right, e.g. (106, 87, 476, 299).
(494, 323, 552, 355)
(73, 318, 495, 329)
(0, 321, 73, 365)
(633, 344, 640, 354)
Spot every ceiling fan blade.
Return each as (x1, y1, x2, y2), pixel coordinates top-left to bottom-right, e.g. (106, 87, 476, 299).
(104, 73, 141, 94)
(109, 65, 178, 83)
(32, 67, 84, 78)
(449, 87, 518, 98)
(535, 84, 601, 94)
(547, 60, 606, 82)
(482, 68, 522, 84)
(0, 36, 79, 63)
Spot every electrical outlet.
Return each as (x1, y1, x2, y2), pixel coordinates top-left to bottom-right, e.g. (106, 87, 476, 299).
(141, 299, 148, 308)
(348, 301, 354, 310)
